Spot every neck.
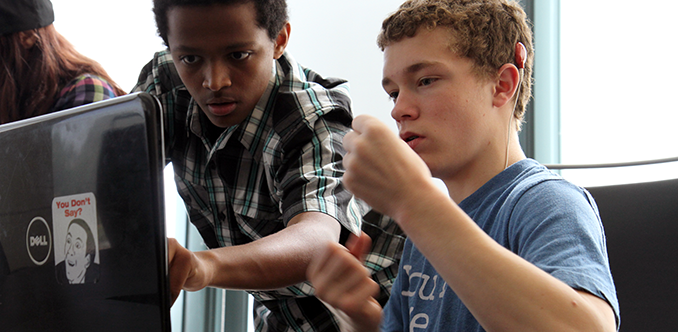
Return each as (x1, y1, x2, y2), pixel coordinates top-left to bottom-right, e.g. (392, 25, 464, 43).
(442, 133, 526, 203)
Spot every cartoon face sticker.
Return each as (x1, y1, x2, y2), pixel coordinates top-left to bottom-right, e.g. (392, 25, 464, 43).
(63, 219, 94, 284)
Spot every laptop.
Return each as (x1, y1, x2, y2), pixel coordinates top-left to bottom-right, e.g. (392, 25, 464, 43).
(0, 93, 171, 331)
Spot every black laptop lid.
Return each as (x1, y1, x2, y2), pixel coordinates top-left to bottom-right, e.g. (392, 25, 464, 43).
(0, 93, 170, 331)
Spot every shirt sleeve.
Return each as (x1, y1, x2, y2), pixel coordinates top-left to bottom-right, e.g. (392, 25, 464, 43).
(276, 110, 355, 230)
(269, 59, 357, 233)
(51, 74, 117, 112)
(509, 179, 620, 327)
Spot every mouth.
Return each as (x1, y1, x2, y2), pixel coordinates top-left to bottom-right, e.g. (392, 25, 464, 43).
(404, 135, 419, 143)
(401, 132, 423, 149)
(206, 100, 237, 116)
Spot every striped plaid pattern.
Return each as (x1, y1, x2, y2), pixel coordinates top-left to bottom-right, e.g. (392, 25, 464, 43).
(51, 74, 118, 112)
(133, 50, 405, 332)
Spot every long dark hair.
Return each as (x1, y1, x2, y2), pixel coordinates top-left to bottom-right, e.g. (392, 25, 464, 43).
(0, 24, 126, 124)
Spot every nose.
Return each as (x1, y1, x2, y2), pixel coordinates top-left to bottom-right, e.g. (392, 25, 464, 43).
(390, 91, 419, 124)
(202, 60, 232, 91)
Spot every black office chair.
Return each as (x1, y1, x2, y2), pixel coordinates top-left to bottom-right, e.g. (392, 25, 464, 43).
(546, 158, 678, 332)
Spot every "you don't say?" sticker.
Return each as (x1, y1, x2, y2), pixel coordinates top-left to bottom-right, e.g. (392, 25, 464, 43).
(52, 193, 100, 284)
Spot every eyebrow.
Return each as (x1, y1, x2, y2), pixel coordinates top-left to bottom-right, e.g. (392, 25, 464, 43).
(382, 61, 444, 87)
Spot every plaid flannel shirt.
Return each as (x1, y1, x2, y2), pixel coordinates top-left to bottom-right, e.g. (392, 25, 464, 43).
(133, 50, 404, 332)
(51, 74, 118, 112)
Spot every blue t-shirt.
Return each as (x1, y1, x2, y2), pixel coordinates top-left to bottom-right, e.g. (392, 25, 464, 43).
(381, 159, 620, 331)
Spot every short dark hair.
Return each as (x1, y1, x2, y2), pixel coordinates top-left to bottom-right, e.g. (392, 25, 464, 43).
(153, 0, 288, 47)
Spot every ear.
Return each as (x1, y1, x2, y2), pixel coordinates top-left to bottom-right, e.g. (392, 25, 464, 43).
(272, 22, 291, 59)
(492, 63, 520, 108)
(18, 30, 39, 50)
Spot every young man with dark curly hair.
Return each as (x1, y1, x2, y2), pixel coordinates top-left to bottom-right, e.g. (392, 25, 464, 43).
(307, 1, 620, 331)
(133, 1, 404, 331)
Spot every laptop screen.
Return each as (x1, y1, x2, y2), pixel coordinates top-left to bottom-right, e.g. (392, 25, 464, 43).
(0, 93, 171, 331)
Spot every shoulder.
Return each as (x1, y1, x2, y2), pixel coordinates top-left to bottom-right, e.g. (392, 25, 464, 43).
(470, 160, 594, 221)
(132, 49, 185, 95)
(483, 159, 602, 239)
(63, 73, 116, 93)
(511, 170, 596, 219)
(51, 74, 118, 112)
(272, 53, 353, 131)
(502, 159, 591, 209)
(501, 161, 605, 255)
(132, 50, 191, 139)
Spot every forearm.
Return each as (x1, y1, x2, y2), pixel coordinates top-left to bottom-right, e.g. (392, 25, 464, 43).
(394, 182, 615, 332)
(196, 211, 342, 290)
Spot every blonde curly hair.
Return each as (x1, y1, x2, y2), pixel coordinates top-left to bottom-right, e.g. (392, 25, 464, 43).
(378, 0, 533, 130)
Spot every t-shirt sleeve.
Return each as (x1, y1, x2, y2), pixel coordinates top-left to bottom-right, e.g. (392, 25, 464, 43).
(508, 179, 620, 326)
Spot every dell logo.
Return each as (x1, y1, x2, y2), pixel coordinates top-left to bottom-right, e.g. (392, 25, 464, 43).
(26, 217, 52, 266)
(30, 235, 49, 247)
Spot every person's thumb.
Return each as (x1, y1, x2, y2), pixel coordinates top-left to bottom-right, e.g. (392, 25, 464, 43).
(345, 232, 372, 263)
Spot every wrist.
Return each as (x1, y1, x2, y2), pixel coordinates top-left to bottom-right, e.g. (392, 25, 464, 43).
(390, 178, 446, 228)
(193, 249, 217, 290)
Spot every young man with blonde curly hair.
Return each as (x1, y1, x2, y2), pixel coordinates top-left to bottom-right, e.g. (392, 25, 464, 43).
(307, 0, 620, 331)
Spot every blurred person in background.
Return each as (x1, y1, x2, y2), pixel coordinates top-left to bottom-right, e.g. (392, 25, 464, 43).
(0, 0, 125, 124)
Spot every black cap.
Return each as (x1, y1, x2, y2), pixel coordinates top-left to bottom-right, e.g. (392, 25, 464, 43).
(0, 0, 55, 35)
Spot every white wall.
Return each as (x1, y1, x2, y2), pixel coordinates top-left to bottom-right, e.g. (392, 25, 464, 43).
(51, 0, 165, 92)
(286, 1, 404, 128)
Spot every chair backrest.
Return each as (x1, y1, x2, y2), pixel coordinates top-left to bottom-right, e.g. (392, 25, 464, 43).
(584, 178, 678, 332)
